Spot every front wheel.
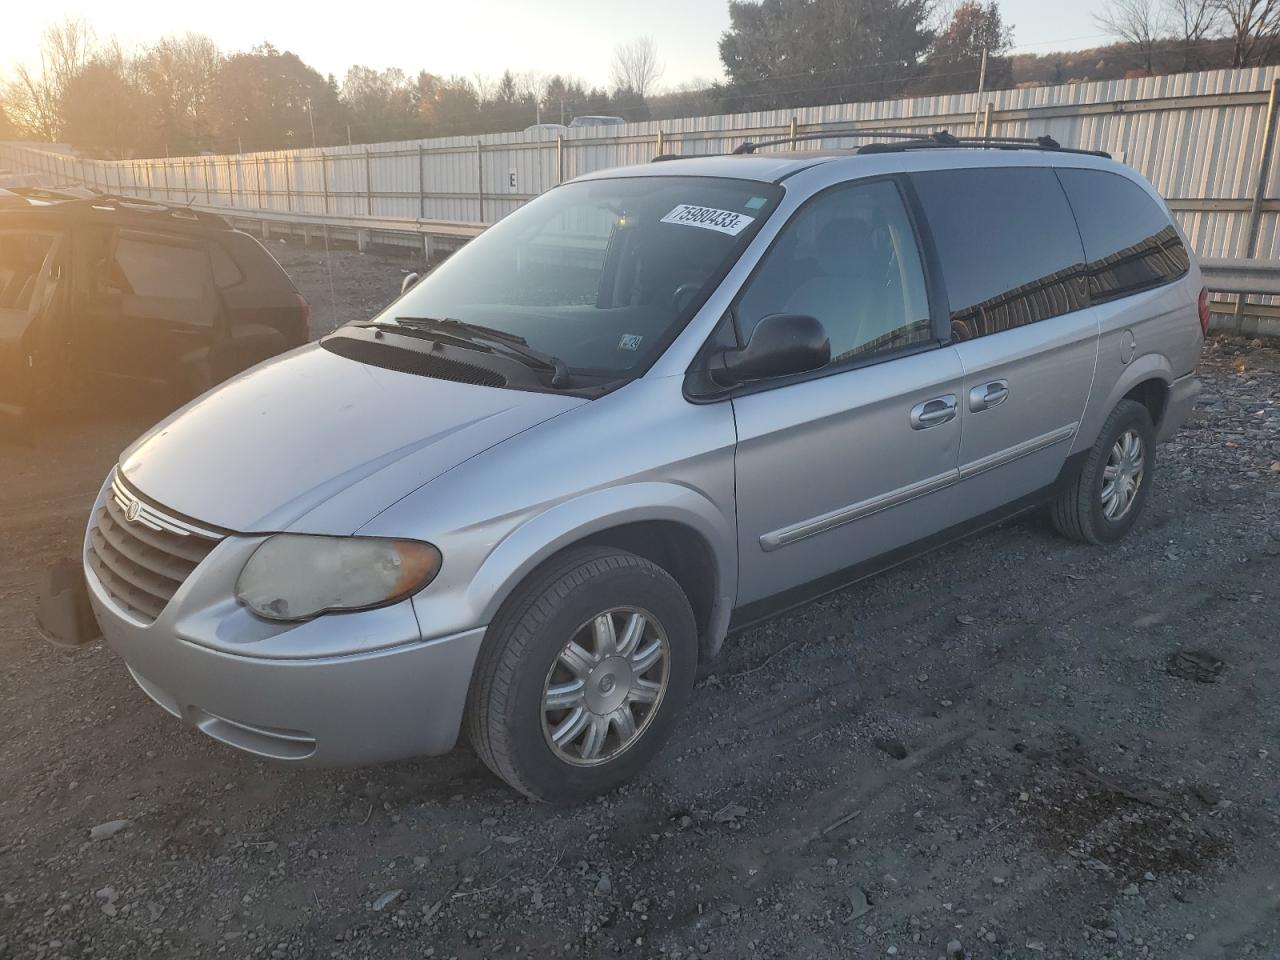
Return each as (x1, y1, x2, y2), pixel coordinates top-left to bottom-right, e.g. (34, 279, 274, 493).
(465, 547, 697, 802)
(1050, 399, 1156, 544)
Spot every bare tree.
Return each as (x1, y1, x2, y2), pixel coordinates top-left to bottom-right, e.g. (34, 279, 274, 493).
(1, 18, 94, 140)
(1165, 0, 1223, 67)
(1214, 0, 1280, 66)
(610, 36, 663, 99)
(137, 34, 222, 153)
(1094, 0, 1168, 73)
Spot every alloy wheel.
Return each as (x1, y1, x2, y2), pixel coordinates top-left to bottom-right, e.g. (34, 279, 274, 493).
(1101, 427, 1145, 521)
(540, 607, 670, 766)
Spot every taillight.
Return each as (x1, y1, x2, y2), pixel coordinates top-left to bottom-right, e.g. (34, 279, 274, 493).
(1198, 287, 1210, 337)
(295, 293, 311, 342)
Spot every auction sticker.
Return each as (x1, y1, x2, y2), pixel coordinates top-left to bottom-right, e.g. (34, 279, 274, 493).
(660, 204, 755, 236)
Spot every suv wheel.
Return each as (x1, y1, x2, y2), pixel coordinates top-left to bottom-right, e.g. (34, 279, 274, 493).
(1050, 399, 1155, 544)
(465, 547, 697, 802)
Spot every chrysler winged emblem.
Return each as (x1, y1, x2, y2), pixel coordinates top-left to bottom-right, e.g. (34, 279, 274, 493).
(125, 499, 142, 523)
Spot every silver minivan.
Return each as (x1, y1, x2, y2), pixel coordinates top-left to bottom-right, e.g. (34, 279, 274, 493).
(55, 137, 1205, 801)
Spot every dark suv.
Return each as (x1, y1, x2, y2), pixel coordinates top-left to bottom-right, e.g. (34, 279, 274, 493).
(0, 194, 309, 418)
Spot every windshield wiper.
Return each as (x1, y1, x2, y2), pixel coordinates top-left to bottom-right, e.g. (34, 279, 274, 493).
(382, 316, 572, 388)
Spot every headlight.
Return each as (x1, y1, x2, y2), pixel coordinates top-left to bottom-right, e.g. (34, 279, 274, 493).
(235, 535, 442, 621)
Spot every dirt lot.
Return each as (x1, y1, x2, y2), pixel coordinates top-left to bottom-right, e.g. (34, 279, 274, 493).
(2, 240, 1279, 960)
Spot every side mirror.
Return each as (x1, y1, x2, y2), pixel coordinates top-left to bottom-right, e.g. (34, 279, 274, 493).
(711, 313, 830, 386)
(400, 272, 420, 296)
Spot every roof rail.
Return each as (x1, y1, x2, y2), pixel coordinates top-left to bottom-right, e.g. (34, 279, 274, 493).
(725, 128, 1110, 160)
(51, 194, 233, 227)
(858, 131, 1112, 159)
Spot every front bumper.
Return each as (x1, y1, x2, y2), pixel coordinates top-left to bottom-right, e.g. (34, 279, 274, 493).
(86, 565, 486, 766)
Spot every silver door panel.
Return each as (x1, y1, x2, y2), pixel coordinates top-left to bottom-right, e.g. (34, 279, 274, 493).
(952, 310, 1098, 515)
(733, 347, 964, 605)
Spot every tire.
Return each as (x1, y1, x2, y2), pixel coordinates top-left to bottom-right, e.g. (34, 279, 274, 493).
(465, 546, 697, 803)
(1050, 399, 1156, 544)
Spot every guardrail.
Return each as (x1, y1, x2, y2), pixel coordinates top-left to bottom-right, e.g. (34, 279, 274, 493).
(1201, 258, 1280, 336)
(1200, 258, 1280, 295)
(170, 206, 1280, 338)
(195, 203, 486, 259)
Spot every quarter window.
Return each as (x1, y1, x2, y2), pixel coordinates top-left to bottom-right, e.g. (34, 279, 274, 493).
(1056, 168, 1189, 302)
(208, 241, 244, 288)
(911, 167, 1088, 341)
(736, 179, 933, 363)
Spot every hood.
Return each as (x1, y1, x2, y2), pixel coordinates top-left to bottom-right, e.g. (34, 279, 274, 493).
(118, 343, 585, 533)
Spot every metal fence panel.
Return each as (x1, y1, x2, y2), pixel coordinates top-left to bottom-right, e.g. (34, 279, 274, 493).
(5, 64, 1280, 271)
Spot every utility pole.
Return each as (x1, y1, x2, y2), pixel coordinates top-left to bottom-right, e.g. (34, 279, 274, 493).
(974, 47, 989, 136)
(307, 99, 317, 148)
(347, 124, 352, 147)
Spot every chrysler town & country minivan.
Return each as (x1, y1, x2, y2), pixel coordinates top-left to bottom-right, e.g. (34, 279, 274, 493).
(46, 135, 1204, 801)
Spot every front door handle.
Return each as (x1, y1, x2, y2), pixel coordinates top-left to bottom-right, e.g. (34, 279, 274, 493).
(969, 379, 1010, 412)
(910, 394, 957, 430)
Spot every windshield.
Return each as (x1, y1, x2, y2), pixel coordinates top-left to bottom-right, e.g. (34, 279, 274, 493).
(377, 176, 781, 380)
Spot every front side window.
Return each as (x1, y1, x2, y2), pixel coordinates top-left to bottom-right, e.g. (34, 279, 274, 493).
(911, 167, 1088, 341)
(735, 179, 933, 363)
(1056, 168, 1189, 303)
(380, 176, 781, 378)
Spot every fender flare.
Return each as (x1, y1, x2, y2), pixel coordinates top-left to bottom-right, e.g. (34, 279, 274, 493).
(466, 481, 737, 652)
(1074, 353, 1173, 454)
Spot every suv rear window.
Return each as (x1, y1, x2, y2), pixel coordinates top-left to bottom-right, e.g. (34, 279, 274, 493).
(911, 167, 1088, 341)
(1056, 168, 1189, 303)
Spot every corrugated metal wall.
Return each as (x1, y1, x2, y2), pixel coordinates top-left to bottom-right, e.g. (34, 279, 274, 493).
(4, 65, 1280, 263)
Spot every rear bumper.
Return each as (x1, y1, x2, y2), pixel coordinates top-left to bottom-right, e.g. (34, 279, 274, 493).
(1157, 373, 1201, 443)
(87, 568, 486, 765)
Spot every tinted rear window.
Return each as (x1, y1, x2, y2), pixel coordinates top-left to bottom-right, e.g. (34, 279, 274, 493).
(911, 167, 1087, 341)
(1056, 168, 1189, 303)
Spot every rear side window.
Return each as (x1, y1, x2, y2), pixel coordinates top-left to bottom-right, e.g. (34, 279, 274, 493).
(1056, 169, 1189, 303)
(112, 236, 210, 301)
(911, 167, 1088, 341)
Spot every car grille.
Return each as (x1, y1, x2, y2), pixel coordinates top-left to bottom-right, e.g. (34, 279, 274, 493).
(86, 473, 224, 624)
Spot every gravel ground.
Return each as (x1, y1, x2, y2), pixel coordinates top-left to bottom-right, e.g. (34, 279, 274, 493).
(2, 241, 1279, 960)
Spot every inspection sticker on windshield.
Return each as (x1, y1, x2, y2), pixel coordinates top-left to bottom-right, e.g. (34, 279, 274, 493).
(618, 334, 644, 351)
(660, 204, 755, 236)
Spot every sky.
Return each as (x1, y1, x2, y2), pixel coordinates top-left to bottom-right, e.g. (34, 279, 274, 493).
(1, 0, 1117, 92)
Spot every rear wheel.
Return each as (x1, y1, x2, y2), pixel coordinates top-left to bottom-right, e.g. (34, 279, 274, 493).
(465, 547, 697, 802)
(1050, 399, 1155, 544)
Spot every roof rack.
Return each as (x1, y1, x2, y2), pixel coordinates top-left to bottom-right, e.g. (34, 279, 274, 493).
(857, 131, 1111, 159)
(718, 128, 1110, 160)
(730, 130, 930, 154)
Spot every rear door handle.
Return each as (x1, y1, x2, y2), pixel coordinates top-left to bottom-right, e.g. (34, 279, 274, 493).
(969, 379, 1010, 412)
(910, 394, 957, 429)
